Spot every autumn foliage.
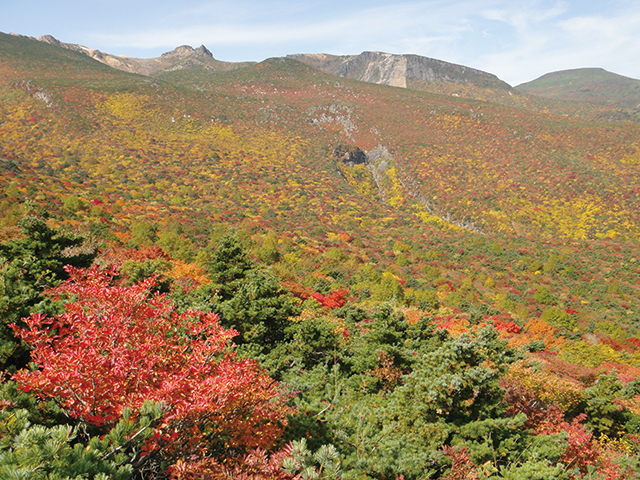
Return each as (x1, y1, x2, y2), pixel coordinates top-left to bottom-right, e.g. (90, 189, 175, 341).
(310, 289, 349, 309)
(11, 265, 289, 453)
(167, 448, 297, 480)
(3, 33, 640, 479)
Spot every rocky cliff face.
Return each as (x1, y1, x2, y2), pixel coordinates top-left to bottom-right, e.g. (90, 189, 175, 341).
(33, 35, 252, 76)
(334, 52, 409, 88)
(289, 51, 512, 91)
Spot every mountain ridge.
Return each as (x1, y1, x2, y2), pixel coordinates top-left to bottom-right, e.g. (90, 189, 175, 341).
(16, 32, 640, 113)
(25, 34, 513, 95)
(25, 33, 255, 75)
(288, 51, 512, 91)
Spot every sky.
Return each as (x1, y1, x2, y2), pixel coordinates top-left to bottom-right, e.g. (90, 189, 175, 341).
(2, 0, 640, 86)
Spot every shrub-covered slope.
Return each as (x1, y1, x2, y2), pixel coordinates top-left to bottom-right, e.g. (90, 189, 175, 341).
(2, 31, 640, 479)
(517, 68, 640, 111)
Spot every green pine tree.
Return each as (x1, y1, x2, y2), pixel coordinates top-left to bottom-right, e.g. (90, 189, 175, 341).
(0, 216, 96, 371)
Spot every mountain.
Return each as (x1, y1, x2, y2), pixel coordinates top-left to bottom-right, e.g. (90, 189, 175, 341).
(2, 30, 640, 479)
(516, 68, 640, 117)
(288, 51, 519, 104)
(289, 51, 511, 90)
(37, 36, 511, 97)
(18, 33, 637, 118)
(288, 52, 640, 119)
(32, 34, 254, 75)
(2, 30, 640, 330)
(2, 31, 640, 241)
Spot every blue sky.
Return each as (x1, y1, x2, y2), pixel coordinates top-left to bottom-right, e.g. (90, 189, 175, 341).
(3, 0, 640, 86)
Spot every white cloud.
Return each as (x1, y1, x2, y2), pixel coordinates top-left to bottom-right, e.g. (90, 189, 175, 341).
(74, 0, 640, 84)
(474, 1, 640, 84)
(89, 0, 488, 58)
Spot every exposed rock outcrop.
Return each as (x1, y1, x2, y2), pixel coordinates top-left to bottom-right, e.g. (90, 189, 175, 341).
(33, 35, 252, 76)
(289, 51, 512, 91)
(333, 145, 367, 166)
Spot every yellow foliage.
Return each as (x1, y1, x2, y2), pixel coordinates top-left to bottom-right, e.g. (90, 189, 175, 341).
(561, 341, 637, 368)
(599, 434, 637, 454)
(100, 93, 149, 123)
(504, 361, 584, 411)
(414, 209, 466, 233)
(167, 260, 211, 286)
(501, 196, 635, 240)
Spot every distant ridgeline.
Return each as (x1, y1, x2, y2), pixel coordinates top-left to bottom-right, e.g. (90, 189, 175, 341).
(1, 30, 640, 479)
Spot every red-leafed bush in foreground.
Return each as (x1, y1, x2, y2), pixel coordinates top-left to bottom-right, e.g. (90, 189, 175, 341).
(11, 265, 289, 456)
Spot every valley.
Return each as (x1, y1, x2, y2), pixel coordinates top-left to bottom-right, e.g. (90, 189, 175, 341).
(1, 31, 640, 479)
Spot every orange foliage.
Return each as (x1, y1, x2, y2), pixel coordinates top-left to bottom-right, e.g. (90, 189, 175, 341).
(281, 281, 314, 301)
(508, 318, 565, 350)
(432, 314, 471, 336)
(398, 306, 423, 325)
(167, 259, 211, 287)
(168, 449, 297, 480)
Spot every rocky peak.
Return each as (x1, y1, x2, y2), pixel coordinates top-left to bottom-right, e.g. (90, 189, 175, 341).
(36, 34, 62, 46)
(290, 51, 512, 94)
(28, 34, 250, 76)
(161, 45, 196, 58)
(160, 44, 214, 60)
(195, 45, 213, 57)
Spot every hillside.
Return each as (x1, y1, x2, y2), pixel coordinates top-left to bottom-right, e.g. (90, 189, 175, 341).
(22, 32, 640, 121)
(289, 50, 520, 103)
(155, 58, 640, 243)
(517, 67, 640, 120)
(4, 32, 640, 242)
(2, 31, 640, 479)
(287, 52, 640, 122)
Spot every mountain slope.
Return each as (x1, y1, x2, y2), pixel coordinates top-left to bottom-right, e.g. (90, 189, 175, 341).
(290, 52, 640, 120)
(0, 32, 122, 81)
(2, 25, 640, 427)
(2, 32, 640, 245)
(3, 32, 640, 479)
(1, 32, 639, 287)
(288, 51, 518, 104)
(15, 33, 637, 120)
(516, 68, 640, 118)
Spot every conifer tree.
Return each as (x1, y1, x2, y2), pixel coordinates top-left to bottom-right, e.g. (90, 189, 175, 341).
(200, 235, 299, 351)
(204, 234, 254, 301)
(0, 216, 96, 370)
